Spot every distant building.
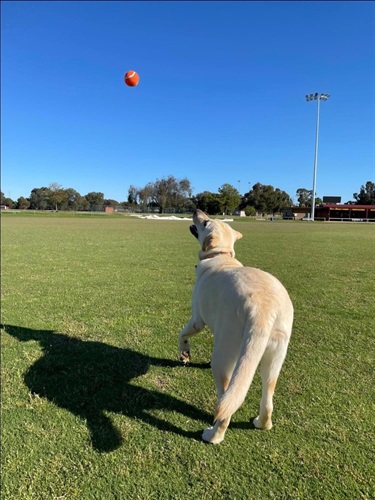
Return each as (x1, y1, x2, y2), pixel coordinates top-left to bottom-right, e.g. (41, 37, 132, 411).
(315, 204, 375, 221)
(283, 207, 310, 220)
(283, 204, 375, 221)
(0, 204, 9, 210)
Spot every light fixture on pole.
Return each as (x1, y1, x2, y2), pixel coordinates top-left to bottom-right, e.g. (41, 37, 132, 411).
(305, 92, 330, 220)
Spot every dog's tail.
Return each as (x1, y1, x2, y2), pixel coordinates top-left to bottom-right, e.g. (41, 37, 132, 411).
(214, 311, 275, 423)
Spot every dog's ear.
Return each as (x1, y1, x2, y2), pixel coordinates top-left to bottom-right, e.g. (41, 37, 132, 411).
(235, 231, 243, 241)
(202, 232, 220, 252)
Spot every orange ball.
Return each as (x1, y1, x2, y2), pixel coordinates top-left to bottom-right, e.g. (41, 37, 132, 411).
(124, 70, 139, 87)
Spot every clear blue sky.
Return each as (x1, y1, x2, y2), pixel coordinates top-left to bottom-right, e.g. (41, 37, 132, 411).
(2, 1, 374, 204)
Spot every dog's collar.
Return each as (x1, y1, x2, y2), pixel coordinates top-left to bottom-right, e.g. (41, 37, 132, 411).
(200, 251, 233, 261)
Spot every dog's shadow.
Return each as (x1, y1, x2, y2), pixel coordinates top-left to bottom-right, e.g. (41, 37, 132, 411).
(2, 324, 212, 452)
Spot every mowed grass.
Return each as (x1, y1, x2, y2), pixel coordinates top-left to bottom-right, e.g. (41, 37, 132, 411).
(1, 214, 374, 499)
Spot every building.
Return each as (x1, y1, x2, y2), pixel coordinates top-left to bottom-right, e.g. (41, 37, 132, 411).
(315, 204, 375, 221)
(283, 204, 375, 221)
(282, 207, 310, 220)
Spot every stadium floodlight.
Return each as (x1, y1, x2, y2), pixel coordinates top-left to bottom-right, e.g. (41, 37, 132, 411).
(305, 92, 331, 220)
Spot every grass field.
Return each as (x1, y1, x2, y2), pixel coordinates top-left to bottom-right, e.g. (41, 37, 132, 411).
(1, 213, 374, 499)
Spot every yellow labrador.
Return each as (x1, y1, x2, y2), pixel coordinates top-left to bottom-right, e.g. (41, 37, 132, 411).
(179, 209, 293, 444)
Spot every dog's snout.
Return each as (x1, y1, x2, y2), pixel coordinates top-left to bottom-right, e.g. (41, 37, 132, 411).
(190, 225, 198, 239)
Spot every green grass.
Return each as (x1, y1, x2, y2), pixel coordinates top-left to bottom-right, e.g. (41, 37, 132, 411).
(2, 214, 374, 499)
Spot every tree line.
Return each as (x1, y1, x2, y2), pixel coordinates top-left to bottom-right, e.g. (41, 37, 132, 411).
(1, 183, 122, 212)
(126, 177, 375, 214)
(1, 179, 374, 215)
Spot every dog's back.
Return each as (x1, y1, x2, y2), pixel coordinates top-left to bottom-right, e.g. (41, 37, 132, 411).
(196, 258, 292, 336)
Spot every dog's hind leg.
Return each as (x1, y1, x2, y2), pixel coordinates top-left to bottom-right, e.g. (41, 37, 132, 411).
(202, 415, 231, 445)
(253, 338, 289, 430)
(210, 352, 235, 398)
(178, 317, 205, 364)
(201, 350, 236, 444)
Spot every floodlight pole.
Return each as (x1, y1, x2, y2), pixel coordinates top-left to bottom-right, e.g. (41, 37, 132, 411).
(311, 98, 320, 221)
(306, 93, 330, 220)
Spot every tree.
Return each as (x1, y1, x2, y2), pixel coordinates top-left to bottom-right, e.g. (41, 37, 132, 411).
(142, 176, 193, 213)
(192, 191, 222, 215)
(29, 187, 51, 210)
(153, 178, 169, 212)
(127, 185, 139, 205)
(353, 181, 375, 205)
(85, 192, 104, 211)
(246, 183, 292, 214)
(218, 184, 241, 214)
(244, 205, 256, 217)
(80, 197, 90, 211)
(27, 186, 93, 211)
(296, 188, 322, 208)
(247, 183, 270, 213)
(48, 183, 66, 211)
(296, 188, 312, 207)
(177, 178, 193, 205)
(192, 191, 210, 212)
(272, 188, 294, 213)
(172, 177, 192, 211)
(4, 198, 14, 208)
(63, 189, 85, 211)
(104, 199, 119, 208)
(1, 192, 14, 208)
(137, 183, 154, 211)
(16, 196, 30, 210)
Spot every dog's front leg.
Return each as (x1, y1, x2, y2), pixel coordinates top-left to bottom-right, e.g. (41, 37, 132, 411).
(178, 317, 205, 365)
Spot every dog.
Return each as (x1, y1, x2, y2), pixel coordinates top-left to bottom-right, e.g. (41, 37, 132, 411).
(178, 209, 294, 444)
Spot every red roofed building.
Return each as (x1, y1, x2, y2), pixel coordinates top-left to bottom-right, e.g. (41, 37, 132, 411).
(283, 204, 375, 221)
(315, 204, 375, 221)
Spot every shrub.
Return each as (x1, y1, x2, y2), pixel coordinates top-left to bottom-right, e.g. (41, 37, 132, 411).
(244, 205, 256, 217)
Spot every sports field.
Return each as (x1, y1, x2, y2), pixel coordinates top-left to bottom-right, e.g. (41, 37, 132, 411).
(1, 213, 374, 499)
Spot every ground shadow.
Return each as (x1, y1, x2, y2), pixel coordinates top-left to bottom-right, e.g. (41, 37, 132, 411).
(2, 324, 211, 452)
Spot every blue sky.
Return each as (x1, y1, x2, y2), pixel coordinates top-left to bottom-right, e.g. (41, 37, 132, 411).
(1, 1, 374, 204)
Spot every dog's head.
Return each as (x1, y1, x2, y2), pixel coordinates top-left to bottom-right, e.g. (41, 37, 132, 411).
(190, 209, 243, 260)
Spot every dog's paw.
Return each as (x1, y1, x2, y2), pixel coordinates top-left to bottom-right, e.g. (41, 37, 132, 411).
(253, 416, 272, 430)
(202, 427, 224, 445)
(179, 350, 190, 365)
